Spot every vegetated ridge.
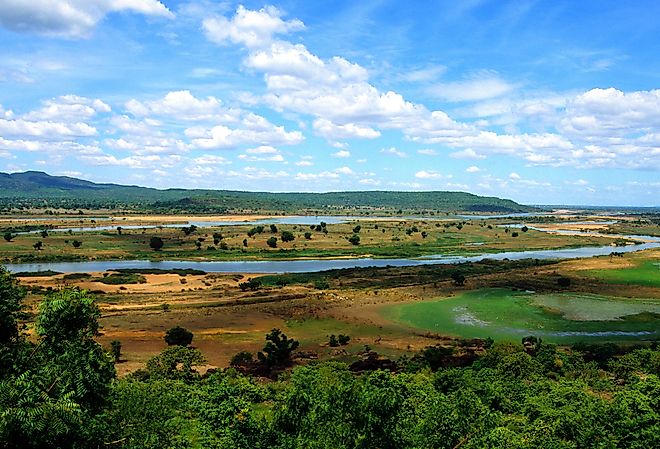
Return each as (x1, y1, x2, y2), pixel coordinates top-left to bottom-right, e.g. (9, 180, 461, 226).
(0, 171, 536, 214)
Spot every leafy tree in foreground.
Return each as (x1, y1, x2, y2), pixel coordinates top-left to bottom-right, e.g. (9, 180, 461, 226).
(281, 230, 295, 242)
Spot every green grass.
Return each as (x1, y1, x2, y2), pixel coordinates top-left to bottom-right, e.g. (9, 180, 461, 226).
(583, 261, 660, 287)
(381, 288, 660, 343)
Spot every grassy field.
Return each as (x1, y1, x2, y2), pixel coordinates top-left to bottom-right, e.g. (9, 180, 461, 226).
(381, 288, 660, 343)
(583, 260, 660, 287)
(0, 217, 617, 263)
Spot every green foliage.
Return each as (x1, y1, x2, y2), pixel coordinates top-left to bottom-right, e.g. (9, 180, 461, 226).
(164, 326, 194, 347)
(149, 236, 164, 251)
(348, 234, 360, 245)
(267, 236, 278, 248)
(143, 346, 206, 381)
(239, 278, 262, 291)
(258, 328, 299, 369)
(37, 288, 101, 344)
(280, 230, 295, 242)
(451, 271, 466, 286)
(110, 340, 122, 362)
(0, 267, 25, 374)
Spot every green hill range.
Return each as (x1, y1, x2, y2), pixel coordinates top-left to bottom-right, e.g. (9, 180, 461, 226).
(0, 171, 535, 214)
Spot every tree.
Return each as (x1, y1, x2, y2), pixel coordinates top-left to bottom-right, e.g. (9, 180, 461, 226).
(40, 229, 49, 238)
(267, 236, 278, 248)
(258, 328, 299, 369)
(144, 345, 206, 380)
(195, 240, 202, 250)
(304, 232, 312, 240)
(3, 232, 14, 242)
(116, 226, 122, 235)
(33, 241, 43, 250)
(239, 278, 262, 291)
(281, 230, 295, 242)
(149, 236, 164, 251)
(353, 225, 361, 233)
(164, 326, 193, 347)
(451, 271, 466, 286)
(71, 240, 82, 248)
(270, 224, 278, 233)
(243, 238, 248, 247)
(213, 232, 223, 245)
(0, 267, 25, 373)
(329, 334, 339, 347)
(182, 224, 197, 236)
(338, 334, 351, 346)
(521, 226, 529, 232)
(348, 234, 360, 245)
(110, 340, 122, 362)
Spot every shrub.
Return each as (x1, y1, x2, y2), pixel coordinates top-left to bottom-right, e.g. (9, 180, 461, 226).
(164, 326, 193, 347)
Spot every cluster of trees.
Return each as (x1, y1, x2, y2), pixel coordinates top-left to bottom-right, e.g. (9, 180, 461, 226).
(1, 268, 658, 448)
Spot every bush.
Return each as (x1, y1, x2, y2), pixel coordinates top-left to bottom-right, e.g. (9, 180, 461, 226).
(164, 326, 193, 347)
(110, 340, 122, 362)
(348, 234, 360, 245)
(239, 278, 262, 291)
(230, 351, 254, 366)
(338, 334, 351, 346)
(149, 236, 164, 251)
(281, 230, 295, 242)
(267, 237, 278, 248)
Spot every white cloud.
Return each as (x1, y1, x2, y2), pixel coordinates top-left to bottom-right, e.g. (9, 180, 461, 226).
(125, 90, 228, 121)
(203, 5, 304, 48)
(239, 146, 285, 162)
(23, 95, 110, 121)
(417, 149, 438, 155)
(313, 118, 380, 140)
(0, 117, 96, 138)
(380, 147, 407, 158)
(415, 170, 446, 179)
(193, 155, 229, 165)
(428, 71, 517, 102)
(509, 172, 521, 180)
(335, 166, 354, 175)
(0, 0, 173, 38)
(466, 166, 480, 173)
(187, 116, 304, 150)
(449, 148, 486, 159)
(295, 160, 313, 167)
(332, 149, 351, 158)
(359, 178, 381, 186)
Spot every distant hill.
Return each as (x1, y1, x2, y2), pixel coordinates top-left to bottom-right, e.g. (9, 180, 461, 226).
(0, 171, 536, 214)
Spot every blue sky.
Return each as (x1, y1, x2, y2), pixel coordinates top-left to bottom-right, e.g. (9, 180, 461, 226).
(0, 0, 658, 206)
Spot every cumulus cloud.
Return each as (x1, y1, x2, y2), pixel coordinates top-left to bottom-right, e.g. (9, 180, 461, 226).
(332, 150, 351, 158)
(0, 0, 173, 38)
(203, 5, 303, 48)
(380, 147, 407, 158)
(415, 170, 447, 179)
(125, 90, 228, 121)
(466, 166, 480, 173)
(313, 118, 380, 140)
